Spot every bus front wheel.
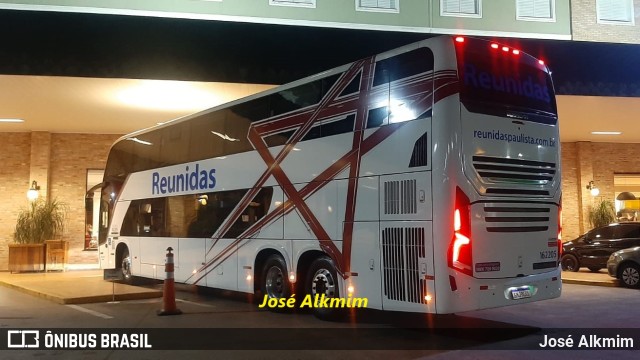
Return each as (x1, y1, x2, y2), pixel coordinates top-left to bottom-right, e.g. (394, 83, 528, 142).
(120, 247, 133, 283)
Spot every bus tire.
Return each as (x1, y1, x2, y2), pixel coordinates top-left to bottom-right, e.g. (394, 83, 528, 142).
(120, 247, 133, 283)
(260, 254, 292, 304)
(306, 256, 343, 320)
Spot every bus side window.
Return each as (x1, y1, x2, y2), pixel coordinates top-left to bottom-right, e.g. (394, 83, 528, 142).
(140, 203, 152, 235)
(223, 187, 273, 238)
(121, 202, 139, 236)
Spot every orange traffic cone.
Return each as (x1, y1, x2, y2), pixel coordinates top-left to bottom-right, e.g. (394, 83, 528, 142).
(157, 247, 182, 316)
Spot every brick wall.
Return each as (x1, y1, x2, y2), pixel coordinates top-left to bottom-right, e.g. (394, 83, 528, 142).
(0, 133, 32, 270)
(572, 0, 640, 44)
(0, 132, 120, 270)
(560, 142, 581, 240)
(49, 133, 121, 267)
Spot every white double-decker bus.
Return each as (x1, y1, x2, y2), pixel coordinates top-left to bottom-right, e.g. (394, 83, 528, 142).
(98, 35, 562, 316)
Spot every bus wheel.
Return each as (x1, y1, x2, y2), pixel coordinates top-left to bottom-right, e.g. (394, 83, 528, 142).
(120, 247, 133, 283)
(261, 255, 291, 301)
(307, 256, 342, 320)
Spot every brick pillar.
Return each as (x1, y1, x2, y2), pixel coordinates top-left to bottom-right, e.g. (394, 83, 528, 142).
(29, 132, 51, 202)
(576, 141, 594, 234)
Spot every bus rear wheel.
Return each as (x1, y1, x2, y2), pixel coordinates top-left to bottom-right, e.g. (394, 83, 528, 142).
(306, 256, 342, 320)
(260, 255, 292, 304)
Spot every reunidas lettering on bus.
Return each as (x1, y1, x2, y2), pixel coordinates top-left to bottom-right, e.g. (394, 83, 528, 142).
(462, 63, 551, 104)
(152, 163, 216, 195)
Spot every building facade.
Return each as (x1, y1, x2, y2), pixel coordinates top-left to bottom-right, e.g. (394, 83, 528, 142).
(0, 1, 639, 269)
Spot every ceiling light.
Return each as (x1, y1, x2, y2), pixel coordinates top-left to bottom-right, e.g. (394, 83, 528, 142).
(116, 80, 217, 112)
(0, 118, 24, 123)
(591, 131, 622, 135)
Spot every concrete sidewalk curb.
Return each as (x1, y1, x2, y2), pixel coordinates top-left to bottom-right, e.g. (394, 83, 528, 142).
(0, 270, 162, 305)
(561, 278, 620, 287)
(0, 280, 162, 304)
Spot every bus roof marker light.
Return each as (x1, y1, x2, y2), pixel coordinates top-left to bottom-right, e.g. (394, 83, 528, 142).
(502, 46, 509, 52)
(455, 36, 465, 43)
(538, 59, 545, 65)
(512, 49, 520, 55)
(490, 43, 499, 49)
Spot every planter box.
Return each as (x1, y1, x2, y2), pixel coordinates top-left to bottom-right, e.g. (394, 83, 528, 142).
(8, 244, 46, 273)
(45, 240, 69, 272)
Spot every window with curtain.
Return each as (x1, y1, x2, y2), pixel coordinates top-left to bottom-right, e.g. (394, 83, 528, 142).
(357, 0, 399, 12)
(597, 0, 634, 24)
(441, 0, 481, 17)
(516, 0, 555, 21)
(269, 0, 316, 8)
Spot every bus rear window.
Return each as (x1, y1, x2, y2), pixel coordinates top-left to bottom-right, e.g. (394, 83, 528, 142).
(456, 40, 558, 125)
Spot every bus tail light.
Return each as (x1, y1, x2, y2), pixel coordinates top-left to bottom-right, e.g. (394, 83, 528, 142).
(557, 197, 563, 264)
(448, 187, 473, 276)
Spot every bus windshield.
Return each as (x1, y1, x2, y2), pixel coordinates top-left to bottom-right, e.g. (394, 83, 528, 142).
(456, 39, 558, 125)
(98, 180, 122, 245)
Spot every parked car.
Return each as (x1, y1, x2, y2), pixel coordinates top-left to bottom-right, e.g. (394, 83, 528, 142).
(607, 247, 640, 288)
(561, 222, 640, 272)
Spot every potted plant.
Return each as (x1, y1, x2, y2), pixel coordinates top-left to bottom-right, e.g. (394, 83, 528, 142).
(588, 199, 616, 229)
(10, 199, 68, 272)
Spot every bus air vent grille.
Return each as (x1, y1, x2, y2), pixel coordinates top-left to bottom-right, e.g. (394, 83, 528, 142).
(483, 205, 550, 233)
(383, 180, 417, 215)
(409, 132, 429, 168)
(381, 227, 428, 304)
(472, 156, 556, 184)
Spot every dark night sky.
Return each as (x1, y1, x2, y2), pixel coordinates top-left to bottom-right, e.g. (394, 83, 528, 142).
(1, 10, 638, 96)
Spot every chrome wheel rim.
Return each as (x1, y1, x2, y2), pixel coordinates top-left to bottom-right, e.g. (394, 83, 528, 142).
(622, 267, 640, 286)
(265, 265, 285, 298)
(311, 269, 336, 297)
(121, 255, 132, 280)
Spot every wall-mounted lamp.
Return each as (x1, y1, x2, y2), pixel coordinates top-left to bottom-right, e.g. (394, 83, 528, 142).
(586, 181, 599, 197)
(27, 180, 40, 201)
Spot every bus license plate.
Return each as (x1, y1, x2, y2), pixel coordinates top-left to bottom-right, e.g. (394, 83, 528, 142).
(511, 288, 531, 300)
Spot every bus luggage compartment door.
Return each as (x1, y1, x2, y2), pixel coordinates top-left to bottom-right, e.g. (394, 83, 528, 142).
(379, 221, 435, 313)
